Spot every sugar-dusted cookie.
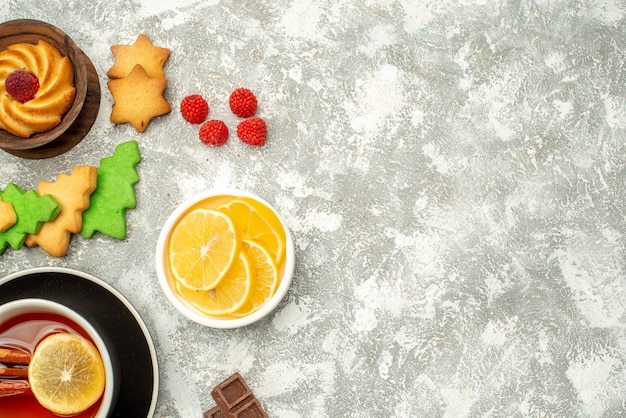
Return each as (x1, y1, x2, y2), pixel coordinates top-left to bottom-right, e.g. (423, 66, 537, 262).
(80, 141, 141, 240)
(25, 166, 97, 257)
(107, 34, 170, 79)
(108, 64, 171, 132)
(0, 183, 60, 253)
(0, 196, 16, 232)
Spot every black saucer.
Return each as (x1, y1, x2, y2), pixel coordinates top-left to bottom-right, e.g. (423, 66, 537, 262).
(0, 267, 158, 417)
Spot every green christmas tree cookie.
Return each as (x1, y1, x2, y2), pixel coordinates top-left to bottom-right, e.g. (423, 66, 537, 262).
(0, 183, 60, 253)
(80, 140, 141, 240)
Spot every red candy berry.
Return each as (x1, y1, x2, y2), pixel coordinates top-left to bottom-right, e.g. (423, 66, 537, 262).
(5, 71, 39, 103)
(199, 120, 229, 146)
(229, 88, 258, 118)
(237, 117, 266, 146)
(180, 94, 209, 124)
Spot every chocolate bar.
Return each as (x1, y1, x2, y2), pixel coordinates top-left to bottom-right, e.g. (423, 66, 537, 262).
(203, 405, 225, 418)
(208, 372, 267, 418)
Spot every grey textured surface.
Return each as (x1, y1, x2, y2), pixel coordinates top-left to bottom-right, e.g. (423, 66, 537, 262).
(2, 1, 626, 417)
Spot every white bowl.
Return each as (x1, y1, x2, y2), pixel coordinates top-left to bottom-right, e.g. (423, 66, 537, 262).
(155, 189, 295, 329)
(0, 298, 115, 417)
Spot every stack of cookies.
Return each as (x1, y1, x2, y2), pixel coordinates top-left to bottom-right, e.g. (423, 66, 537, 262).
(0, 141, 141, 257)
(107, 34, 171, 133)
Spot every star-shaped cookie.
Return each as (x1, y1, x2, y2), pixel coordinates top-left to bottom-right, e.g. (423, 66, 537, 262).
(107, 34, 170, 79)
(0, 196, 16, 232)
(25, 165, 97, 257)
(108, 64, 171, 132)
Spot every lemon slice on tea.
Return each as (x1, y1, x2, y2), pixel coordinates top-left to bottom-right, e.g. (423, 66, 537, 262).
(176, 249, 253, 315)
(28, 333, 105, 415)
(217, 197, 286, 265)
(231, 240, 279, 317)
(169, 208, 240, 290)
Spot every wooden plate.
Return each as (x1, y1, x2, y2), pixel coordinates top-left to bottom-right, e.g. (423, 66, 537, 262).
(0, 19, 100, 159)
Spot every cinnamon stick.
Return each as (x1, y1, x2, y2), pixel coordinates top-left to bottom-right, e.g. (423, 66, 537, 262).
(0, 367, 28, 379)
(0, 380, 32, 397)
(0, 348, 30, 365)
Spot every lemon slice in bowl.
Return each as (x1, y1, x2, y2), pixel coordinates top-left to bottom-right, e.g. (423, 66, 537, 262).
(231, 240, 279, 317)
(217, 197, 286, 265)
(176, 249, 253, 316)
(28, 332, 105, 415)
(168, 208, 240, 291)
